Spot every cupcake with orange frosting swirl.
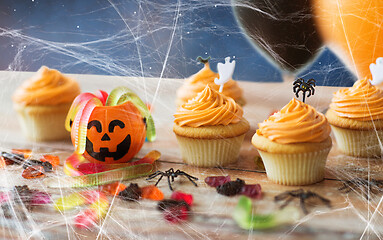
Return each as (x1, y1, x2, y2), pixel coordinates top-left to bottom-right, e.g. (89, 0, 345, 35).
(252, 98, 332, 185)
(176, 58, 245, 107)
(326, 78, 383, 157)
(13, 66, 80, 141)
(174, 85, 249, 167)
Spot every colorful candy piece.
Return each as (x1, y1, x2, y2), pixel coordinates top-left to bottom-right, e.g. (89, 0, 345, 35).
(170, 191, 193, 206)
(100, 182, 127, 196)
(75, 193, 109, 229)
(93, 90, 109, 106)
(119, 183, 141, 201)
(204, 176, 231, 187)
(158, 199, 190, 224)
(30, 191, 51, 206)
(240, 184, 262, 199)
(41, 155, 60, 167)
(71, 98, 103, 154)
(141, 185, 164, 201)
(22, 166, 45, 179)
(12, 149, 32, 159)
(54, 192, 87, 211)
(0, 157, 6, 169)
(233, 196, 299, 230)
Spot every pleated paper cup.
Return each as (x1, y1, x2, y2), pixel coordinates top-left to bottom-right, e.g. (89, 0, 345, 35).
(331, 125, 383, 157)
(14, 103, 71, 141)
(258, 148, 331, 186)
(175, 134, 246, 167)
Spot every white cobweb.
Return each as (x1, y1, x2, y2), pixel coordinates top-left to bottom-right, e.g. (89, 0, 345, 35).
(0, 0, 381, 239)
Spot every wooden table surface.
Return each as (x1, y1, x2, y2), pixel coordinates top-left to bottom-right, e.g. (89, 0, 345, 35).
(0, 71, 381, 239)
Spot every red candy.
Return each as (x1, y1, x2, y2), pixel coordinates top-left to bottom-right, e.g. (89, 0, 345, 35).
(75, 208, 97, 229)
(171, 191, 193, 206)
(204, 176, 231, 187)
(163, 205, 189, 223)
(240, 184, 262, 199)
(22, 166, 45, 179)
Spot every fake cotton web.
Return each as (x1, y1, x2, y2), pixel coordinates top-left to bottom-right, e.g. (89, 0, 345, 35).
(0, 0, 382, 239)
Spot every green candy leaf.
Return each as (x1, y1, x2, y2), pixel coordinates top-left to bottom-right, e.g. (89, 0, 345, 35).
(106, 86, 156, 142)
(233, 196, 300, 230)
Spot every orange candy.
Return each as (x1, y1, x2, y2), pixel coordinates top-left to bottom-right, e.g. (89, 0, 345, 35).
(12, 149, 32, 158)
(41, 155, 60, 167)
(141, 185, 164, 201)
(0, 157, 5, 169)
(22, 166, 45, 179)
(100, 182, 127, 196)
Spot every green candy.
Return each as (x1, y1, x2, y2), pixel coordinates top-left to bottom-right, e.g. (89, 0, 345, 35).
(233, 196, 300, 230)
(106, 86, 156, 142)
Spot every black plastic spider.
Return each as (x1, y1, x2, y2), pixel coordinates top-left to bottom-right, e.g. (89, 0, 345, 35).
(293, 78, 316, 103)
(274, 189, 331, 215)
(339, 177, 383, 200)
(146, 168, 198, 191)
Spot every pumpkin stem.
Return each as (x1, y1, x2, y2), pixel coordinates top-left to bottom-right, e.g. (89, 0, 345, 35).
(196, 56, 210, 65)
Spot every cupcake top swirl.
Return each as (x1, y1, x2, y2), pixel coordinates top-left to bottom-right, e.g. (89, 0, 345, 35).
(176, 62, 243, 104)
(174, 85, 243, 127)
(13, 66, 80, 106)
(329, 78, 383, 121)
(257, 98, 331, 144)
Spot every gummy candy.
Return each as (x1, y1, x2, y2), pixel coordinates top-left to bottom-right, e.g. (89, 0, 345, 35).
(240, 184, 262, 199)
(170, 191, 193, 206)
(0, 157, 5, 169)
(23, 160, 53, 172)
(54, 192, 87, 211)
(100, 182, 127, 196)
(233, 196, 299, 230)
(163, 205, 189, 223)
(216, 178, 245, 196)
(30, 191, 51, 206)
(204, 176, 231, 187)
(75, 192, 109, 229)
(12, 149, 32, 158)
(22, 166, 45, 179)
(118, 183, 141, 201)
(1, 152, 24, 165)
(141, 185, 164, 201)
(41, 155, 60, 167)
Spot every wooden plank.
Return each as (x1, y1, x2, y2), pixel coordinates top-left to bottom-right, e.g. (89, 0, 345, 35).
(0, 71, 382, 239)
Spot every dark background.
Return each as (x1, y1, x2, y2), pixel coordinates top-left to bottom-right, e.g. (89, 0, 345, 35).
(0, 0, 356, 86)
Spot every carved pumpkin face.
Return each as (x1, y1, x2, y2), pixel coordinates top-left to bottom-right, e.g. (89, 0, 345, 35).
(82, 102, 146, 164)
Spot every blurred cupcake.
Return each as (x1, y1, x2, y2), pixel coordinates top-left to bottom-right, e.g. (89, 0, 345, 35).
(326, 78, 383, 157)
(176, 57, 245, 107)
(252, 98, 332, 185)
(173, 85, 249, 167)
(13, 66, 81, 141)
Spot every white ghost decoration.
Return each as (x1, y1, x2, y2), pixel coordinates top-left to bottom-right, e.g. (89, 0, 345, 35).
(370, 57, 383, 85)
(214, 57, 236, 92)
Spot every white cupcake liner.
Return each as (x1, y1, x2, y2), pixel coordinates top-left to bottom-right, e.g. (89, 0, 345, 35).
(258, 148, 331, 186)
(175, 134, 246, 167)
(15, 104, 70, 141)
(331, 126, 383, 157)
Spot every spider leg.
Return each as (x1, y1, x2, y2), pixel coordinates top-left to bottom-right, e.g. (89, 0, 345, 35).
(293, 79, 303, 85)
(300, 197, 309, 215)
(293, 85, 299, 93)
(180, 171, 199, 181)
(295, 88, 302, 98)
(146, 171, 163, 180)
(275, 191, 293, 202)
(167, 175, 174, 191)
(315, 195, 332, 208)
(154, 175, 164, 187)
(184, 175, 198, 187)
(306, 90, 311, 98)
(310, 86, 315, 96)
(279, 196, 295, 210)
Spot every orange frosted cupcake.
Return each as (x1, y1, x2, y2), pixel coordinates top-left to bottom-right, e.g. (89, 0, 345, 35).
(174, 85, 249, 167)
(176, 58, 245, 107)
(252, 98, 332, 185)
(326, 78, 383, 157)
(13, 66, 80, 141)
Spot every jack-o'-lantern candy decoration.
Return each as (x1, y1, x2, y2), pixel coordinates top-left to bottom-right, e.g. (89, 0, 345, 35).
(65, 87, 156, 164)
